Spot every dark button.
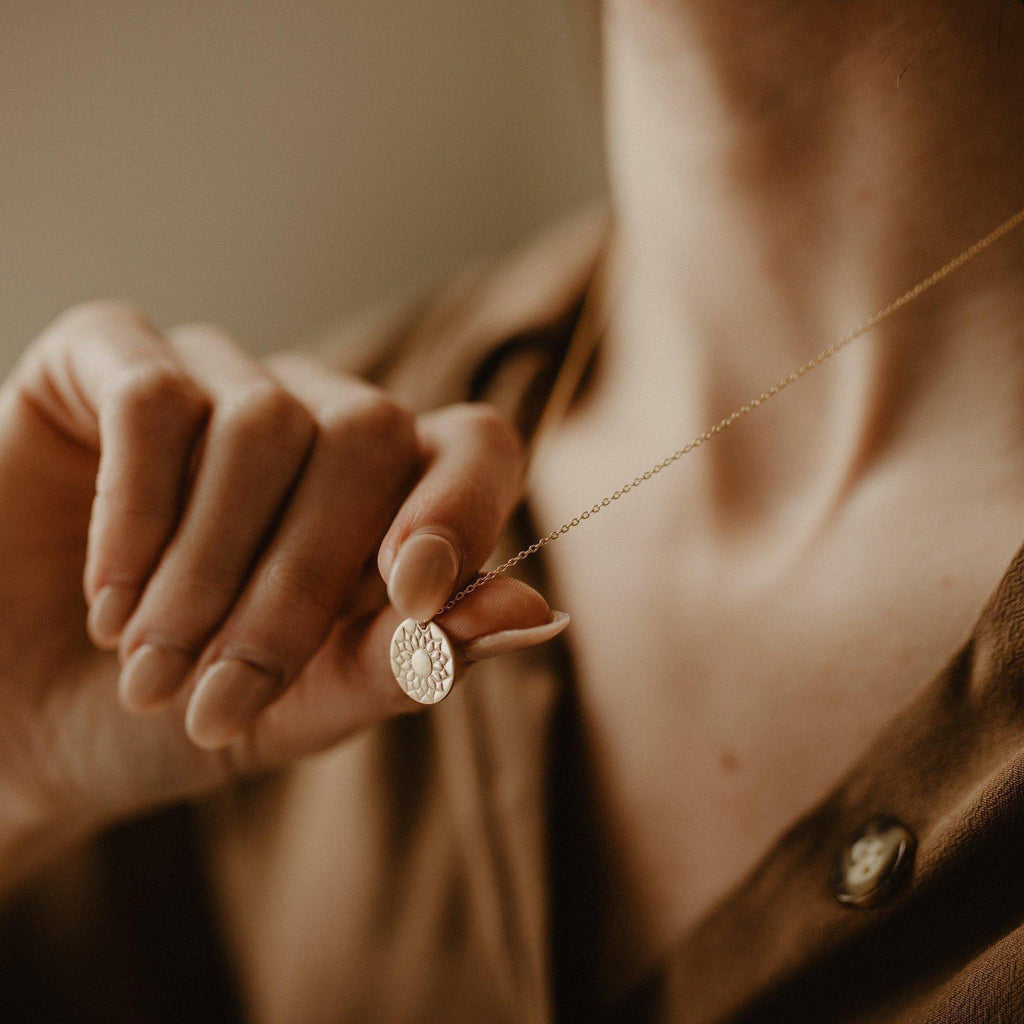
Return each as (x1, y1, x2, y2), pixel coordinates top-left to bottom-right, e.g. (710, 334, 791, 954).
(833, 814, 916, 908)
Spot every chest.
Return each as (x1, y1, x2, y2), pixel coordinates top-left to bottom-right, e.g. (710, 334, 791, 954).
(524, 419, 1024, 1001)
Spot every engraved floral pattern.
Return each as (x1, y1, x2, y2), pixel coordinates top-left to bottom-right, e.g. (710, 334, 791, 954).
(390, 619, 455, 703)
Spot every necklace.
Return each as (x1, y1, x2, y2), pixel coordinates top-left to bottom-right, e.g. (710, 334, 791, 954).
(390, 205, 1024, 703)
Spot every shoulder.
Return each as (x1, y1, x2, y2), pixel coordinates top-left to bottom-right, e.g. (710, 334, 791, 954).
(300, 201, 611, 416)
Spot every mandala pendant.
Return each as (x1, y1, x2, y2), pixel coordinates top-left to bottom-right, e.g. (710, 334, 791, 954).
(390, 618, 456, 704)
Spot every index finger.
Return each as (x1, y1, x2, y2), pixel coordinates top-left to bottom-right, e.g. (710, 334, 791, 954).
(377, 401, 527, 622)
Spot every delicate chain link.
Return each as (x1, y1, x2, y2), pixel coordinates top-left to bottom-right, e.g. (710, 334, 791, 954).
(432, 206, 1024, 619)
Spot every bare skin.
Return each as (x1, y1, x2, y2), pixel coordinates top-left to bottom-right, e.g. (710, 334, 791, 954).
(526, 0, 1024, 1008)
(3, 2, 1024, 1018)
(0, 303, 563, 900)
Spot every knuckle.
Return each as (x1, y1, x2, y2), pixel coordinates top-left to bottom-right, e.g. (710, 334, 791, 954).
(317, 393, 419, 476)
(109, 365, 207, 430)
(261, 555, 338, 619)
(52, 299, 152, 338)
(322, 391, 415, 444)
(457, 401, 525, 464)
(35, 300, 154, 363)
(220, 381, 315, 448)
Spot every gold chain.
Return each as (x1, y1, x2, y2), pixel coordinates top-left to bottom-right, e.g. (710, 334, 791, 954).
(432, 205, 1024, 619)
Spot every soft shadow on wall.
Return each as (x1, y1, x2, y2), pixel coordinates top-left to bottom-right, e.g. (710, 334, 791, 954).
(0, 0, 605, 374)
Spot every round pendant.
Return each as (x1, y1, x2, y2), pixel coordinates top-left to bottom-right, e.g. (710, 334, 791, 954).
(390, 618, 456, 704)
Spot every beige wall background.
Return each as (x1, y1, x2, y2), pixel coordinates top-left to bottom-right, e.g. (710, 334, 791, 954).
(1, 1, 604, 376)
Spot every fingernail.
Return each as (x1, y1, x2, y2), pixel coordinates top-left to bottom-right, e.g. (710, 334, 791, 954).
(119, 643, 193, 712)
(387, 532, 460, 622)
(88, 584, 140, 649)
(185, 659, 279, 751)
(464, 610, 571, 661)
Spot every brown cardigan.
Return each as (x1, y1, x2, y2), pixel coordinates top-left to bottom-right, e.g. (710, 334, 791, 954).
(4, 205, 1024, 1022)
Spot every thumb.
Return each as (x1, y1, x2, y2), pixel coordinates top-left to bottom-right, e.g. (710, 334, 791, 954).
(235, 574, 569, 766)
(434, 574, 570, 663)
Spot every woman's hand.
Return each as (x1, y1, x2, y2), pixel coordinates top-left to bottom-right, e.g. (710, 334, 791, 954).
(0, 301, 564, 889)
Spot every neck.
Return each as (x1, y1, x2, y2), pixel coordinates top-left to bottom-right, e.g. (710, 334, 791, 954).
(597, 0, 1024, 540)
